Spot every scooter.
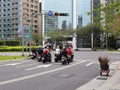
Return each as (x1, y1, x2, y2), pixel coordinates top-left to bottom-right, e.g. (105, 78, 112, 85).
(37, 53, 42, 62)
(42, 53, 51, 63)
(54, 54, 61, 62)
(30, 52, 37, 59)
(61, 55, 69, 65)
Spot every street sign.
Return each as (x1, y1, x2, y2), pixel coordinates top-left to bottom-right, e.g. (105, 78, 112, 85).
(48, 11, 53, 16)
(18, 27, 23, 37)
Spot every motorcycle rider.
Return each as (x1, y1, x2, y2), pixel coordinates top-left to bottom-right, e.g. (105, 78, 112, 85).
(37, 45, 43, 61)
(55, 46, 61, 61)
(38, 45, 43, 55)
(55, 46, 61, 55)
(43, 46, 51, 61)
(31, 46, 37, 59)
(60, 46, 72, 64)
(66, 45, 74, 62)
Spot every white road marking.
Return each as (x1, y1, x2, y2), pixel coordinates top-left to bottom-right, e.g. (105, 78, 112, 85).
(26, 64, 52, 70)
(15, 63, 38, 68)
(0, 60, 87, 86)
(4, 63, 21, 66)
(86, 62, 94, 66)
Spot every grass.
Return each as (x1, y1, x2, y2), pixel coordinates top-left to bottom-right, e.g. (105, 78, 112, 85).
(0, 56, 28, 61)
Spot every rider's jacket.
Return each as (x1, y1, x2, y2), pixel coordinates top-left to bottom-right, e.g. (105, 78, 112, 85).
(55, 48, 60, 54)
(66, 47, 72, 55)
(38, 47, 43, 54)
(43, 49, 49, 55)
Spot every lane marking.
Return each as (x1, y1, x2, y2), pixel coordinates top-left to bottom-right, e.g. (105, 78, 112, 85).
(86, 63, 94, 66)
(4, 63, 21, 66)
(15, 63, 38, 68)
(25, 64, 52, 70)
(0, 60, 87, 86)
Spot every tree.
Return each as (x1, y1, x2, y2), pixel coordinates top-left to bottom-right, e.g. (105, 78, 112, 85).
(47, 30, 74, 42)
(76, 24, 101, 49)
(88, 0, 120, 49)
(32, 33, 43, 45)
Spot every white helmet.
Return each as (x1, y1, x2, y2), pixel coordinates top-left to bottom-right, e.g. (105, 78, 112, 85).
(57, 46, 59, 48)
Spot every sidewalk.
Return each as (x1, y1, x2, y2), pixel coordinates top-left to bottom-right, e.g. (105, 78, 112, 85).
(97, 61, 120, 90)
(76, 61, 120, 90)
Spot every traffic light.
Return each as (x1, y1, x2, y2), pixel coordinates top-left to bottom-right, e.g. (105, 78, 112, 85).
(54, 12, 69, 16)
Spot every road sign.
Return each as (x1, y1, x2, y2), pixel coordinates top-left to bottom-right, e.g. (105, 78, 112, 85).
(48, 11, 53, 16)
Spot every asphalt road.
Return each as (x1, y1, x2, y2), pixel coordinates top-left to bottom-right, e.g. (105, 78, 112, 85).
(0, 51, 119, 90)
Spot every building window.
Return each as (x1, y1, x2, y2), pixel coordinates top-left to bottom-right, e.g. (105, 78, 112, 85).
(34, 30, 37, 33)
(4, 4, 6, 7)
(3, 14, 6, 16)
(4, 9, 6, 11)
(31, 4, 33, 8)
(7, 14, 10, 16)
(7, 19, 10, 21)
(8, 9, 10, 11)
(31, 0, 33, 3)
(35, 6, 37, 9)
(8, 4, 10, 6)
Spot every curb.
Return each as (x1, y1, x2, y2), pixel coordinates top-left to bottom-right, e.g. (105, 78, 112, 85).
(97, 63, 120, 90)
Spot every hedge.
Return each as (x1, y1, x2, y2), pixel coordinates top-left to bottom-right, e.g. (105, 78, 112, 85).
(0, 46, 39, 52)
(0, 40, 20, 46)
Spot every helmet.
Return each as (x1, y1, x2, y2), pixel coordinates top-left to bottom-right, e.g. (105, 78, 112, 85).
(57, 46, 59, 48)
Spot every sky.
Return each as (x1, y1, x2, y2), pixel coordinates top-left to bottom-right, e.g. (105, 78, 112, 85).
(40, 0, 91, 29)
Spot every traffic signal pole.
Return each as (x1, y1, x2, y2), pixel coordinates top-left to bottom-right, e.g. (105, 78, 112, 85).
(72, 0, 77, 50)
(41, 0, 45, 47)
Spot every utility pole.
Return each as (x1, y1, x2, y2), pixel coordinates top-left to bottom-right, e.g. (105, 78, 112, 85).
(41, 0, 45, 47)
(91, 0, 94, 49)
(72, 0, 77, 50)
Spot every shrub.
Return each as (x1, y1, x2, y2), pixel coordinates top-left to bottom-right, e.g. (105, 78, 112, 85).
(98, 56, 110, 64)
(0, 46, 39, 52)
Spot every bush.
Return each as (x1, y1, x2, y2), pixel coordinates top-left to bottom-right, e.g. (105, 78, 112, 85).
(0, 46, 39, 52)
(0, 40, 20, 46)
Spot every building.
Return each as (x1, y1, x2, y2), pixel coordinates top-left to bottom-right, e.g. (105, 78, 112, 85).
(44, 14, 58, 34)
(0, 0, 41, 39)
(77, 15, 82, 29)
(62, 20, 67, 30)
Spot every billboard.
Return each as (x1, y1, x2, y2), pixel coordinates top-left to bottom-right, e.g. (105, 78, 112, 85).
(18, 25, 29, 37)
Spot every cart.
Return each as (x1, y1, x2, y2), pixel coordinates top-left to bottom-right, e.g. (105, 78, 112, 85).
(98, 56, 110, 77)
(99, 64, 109, 76)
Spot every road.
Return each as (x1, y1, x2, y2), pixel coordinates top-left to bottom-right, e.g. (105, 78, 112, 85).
(0, 51, 119, 90)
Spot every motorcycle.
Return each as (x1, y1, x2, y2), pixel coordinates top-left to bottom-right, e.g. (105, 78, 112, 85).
(37, 53, 42, 62)
(54, 54, 61, 62)
(67, 54, 74, 62)
(61, 55, 69, 65)
(42, 53, 51, 63)
(30, 52, 37, 59)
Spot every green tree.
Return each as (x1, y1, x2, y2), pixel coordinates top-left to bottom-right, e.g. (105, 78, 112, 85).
(32, 33, 43, 45)
(47, 30, 74, 42)
(88, 0, 120, 49)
